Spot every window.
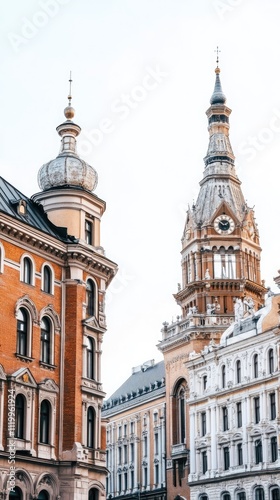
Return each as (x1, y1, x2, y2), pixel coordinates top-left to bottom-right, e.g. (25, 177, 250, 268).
(253, 354, 258, 378)
(86, 337, 95, 379)
(155, 463, 159, 485)
(143, 435, 148, 456)
(9, 487, 23, 499)
(202, 450, 207, 473)
(271, 436, 277, 462)
(43, 265, 52, 294)
(200, 496, 208, 500)
(254, 397, 260, 423)
(85, 219, 93, 245)
(124, 472, 128, 492)
(237, 442, 243, 465)
(40, 399, 51, 444)
(124, 424, 127, 437)
(154, 432, 159, 454)
(224, 446, 230, 470)
(237, 402, 242, 428)
(222, 494, 230, 500)
(255, 439, 263, 464)
(255, 487, 264, 500)
(236, 359, 241, 383)
(130, 421, 134, 434)
(38, 491, 49, 500)
(130, 470, 134, 490)
(221, 364, 226, 388)
(15, 394, 25, 439)
(17, 308, 29, 357)
(41, 317, 51, 364)
(271, 488, 280, 500)
(269, 348, 275, 374)
(214, 249, 236, 279)
(86, 279, 96, 317)
(87, 407, 95, 448)
(143, 467, 148, 487)
(23, 256, 32, 284)
(237, 493, 246, 500)
(222, 406, 229, 431)
(203, 375, 207, 391)
(201, 412, 206, 436)
(118, 446, 122, 464)
(124, 444, 128, 463)
(176, 387, 186, 444)
(118, 474, 121, 495)
(270, 392, 276, 420)
(130, 443, 134, 462)
(89, 491, 99, 500)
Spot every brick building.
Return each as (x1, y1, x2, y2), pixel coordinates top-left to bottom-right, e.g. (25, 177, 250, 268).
(0, 94, 117, 499)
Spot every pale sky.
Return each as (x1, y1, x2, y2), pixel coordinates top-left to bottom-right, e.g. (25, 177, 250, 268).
(1, 0, 280, 397)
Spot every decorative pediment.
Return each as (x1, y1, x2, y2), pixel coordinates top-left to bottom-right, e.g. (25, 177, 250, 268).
(38, 378, 59, 393)
(83, 316, 105, 332)
(210, 200, 238, 226)
(39, 304, 61, 331)
(15, 295, 38, 323)
(9, 367, 37, 387)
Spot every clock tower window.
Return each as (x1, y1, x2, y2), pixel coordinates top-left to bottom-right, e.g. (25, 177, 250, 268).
(214, 250, 236, 279)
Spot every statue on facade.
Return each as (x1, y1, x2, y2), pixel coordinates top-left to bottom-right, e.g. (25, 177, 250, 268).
(234, 298, 244, 323)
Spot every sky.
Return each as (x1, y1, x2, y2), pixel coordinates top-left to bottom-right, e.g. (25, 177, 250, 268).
(1, 0, 280, 397)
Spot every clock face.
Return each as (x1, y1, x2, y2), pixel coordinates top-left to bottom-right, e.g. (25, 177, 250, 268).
(214, 215, 235, 234)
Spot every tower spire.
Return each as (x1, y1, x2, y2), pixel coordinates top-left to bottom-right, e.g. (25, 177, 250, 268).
(68, 70, 72, 106)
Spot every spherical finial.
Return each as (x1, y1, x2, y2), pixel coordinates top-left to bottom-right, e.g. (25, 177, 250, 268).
(64, 105, 75, 120)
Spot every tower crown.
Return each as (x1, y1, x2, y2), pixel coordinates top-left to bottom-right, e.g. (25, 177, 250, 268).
(37, 83, 98, 193)
(210, 67, 226, 105)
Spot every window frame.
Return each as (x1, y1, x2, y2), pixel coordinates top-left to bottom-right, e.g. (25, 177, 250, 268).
(253, 353, 259, 378)
(15, 394, 25, 439)
(254, 396, 260, 424)
(42, 264, 53, 294)
(87, 406, 95, 449)
(236, 359, 241, 383)
(86, 336, 95, 380)
(237, 401, 242, 428)
(39, 399, 51, 444)
(40, 316, 52, 365)
(222, 406, 229, 431)
(268, 348, 275, 374)
(224, 446, 230, 470)
(86, 279, 97, 318)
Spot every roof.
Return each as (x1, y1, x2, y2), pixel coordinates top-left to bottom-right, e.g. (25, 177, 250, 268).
(102, 360, 165, 416)
(0, 176, 71, 242)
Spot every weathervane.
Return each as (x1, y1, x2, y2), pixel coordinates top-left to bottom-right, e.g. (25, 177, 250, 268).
(68, 71, 72, 106)
(215, 46, 221, 67)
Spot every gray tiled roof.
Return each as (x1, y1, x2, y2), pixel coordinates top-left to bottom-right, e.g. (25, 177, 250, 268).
(0, 176, 71, 241)
(102, 360, 165, 416)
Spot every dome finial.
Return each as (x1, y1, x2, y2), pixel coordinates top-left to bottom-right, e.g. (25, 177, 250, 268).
(64, 71, 75, 120)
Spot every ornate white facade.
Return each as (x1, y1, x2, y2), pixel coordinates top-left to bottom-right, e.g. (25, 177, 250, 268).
(186, 294, 280, 500)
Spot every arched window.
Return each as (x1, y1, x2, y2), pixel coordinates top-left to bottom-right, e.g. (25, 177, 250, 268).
(255, 487, 264, 500)
(221, 364, 226, 388)
(43, 265, 52, 294)
(253, 354, 258, 378)
(268, 348, 274, 374)
(222, 493, 231, 500)
(17, 308, 29, 357)
(89, 488, 99, 500)
(40, 399, 51, 444)
(41, 317, 51, 365)
(255, 439, 263, 464)
(237, 493, 246, 500)
(213, 247, 236, 279)
(199, 496, 208, 500)
(87, 407, 95, 448)
(23, 256, 33, 284)
(9, 487, 23, 499)
(236, 359, 241, 383)
(38, 492, 49, 500)
(15, 394, 25, 439)
(177, 387, 186, 444)
(86, 280, 96, 317)
(270, 487, 280, 500)
(86, 337, 95, 379)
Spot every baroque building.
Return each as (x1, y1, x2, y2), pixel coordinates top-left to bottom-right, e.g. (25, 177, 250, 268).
(102, 360, 166, 500)
(0, 91, 117, 499)
(157, 61, 267, 499)
(186, 292, 280, 500)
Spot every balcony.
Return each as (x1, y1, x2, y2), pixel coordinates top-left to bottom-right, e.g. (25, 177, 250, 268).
(171, 443, 189, 460)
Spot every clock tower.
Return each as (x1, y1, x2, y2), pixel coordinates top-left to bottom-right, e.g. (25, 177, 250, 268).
(158, 62, 266, 500)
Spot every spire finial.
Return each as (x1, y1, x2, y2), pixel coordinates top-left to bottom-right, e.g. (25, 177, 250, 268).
(215, 46, 221, 68)
(68, 71, 72, 106)
(64, 71, 75, 120)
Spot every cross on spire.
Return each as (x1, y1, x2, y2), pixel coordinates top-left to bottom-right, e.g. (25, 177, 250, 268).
(215, 46, 221, 67)
(68, 71, 72, 106)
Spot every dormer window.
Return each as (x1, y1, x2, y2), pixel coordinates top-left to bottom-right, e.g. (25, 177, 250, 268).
(18, 199, 27, 215)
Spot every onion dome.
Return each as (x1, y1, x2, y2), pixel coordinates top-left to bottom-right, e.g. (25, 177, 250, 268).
(210, 67, 226, 105)
(38, 80, 98, 192)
